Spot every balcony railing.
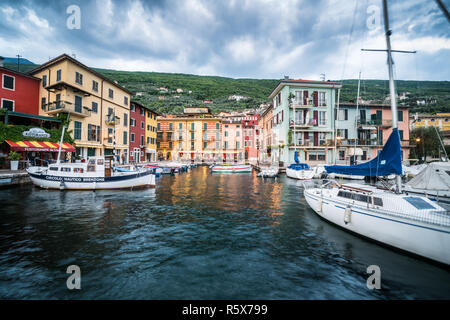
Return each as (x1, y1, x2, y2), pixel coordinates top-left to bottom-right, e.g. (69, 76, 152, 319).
(105, 114, 120, 125)
(289, 119, 317, 127)
(45, 101, 91, 117)
(357, 119, 392, 127)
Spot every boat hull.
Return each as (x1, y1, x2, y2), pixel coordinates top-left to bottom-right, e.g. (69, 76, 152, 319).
(304, 189, 450, 265)
(28, 171, 155, 190)
(286, 168, 315, 180)
(211, 165, 252, 173)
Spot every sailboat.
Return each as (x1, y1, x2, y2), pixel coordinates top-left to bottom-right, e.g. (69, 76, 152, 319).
(286, 151, 315, 180)
(303, 0, 450, 265)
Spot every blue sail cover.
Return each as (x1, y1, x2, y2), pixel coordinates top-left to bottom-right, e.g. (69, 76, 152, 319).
(288, 163, 310, 171)
(325, 128, 403, 177)
(294, 151, 300, 164)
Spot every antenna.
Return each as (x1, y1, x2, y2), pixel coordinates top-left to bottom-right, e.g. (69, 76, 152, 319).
(320, 73, 326, 81)
(72, 52, 76, 59)
(16, 54, 21, 72)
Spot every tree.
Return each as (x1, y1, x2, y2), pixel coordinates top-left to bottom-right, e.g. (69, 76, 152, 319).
(410, 127, 446, 162)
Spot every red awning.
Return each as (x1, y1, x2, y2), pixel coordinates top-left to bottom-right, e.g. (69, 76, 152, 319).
(5, 140, 76, 152)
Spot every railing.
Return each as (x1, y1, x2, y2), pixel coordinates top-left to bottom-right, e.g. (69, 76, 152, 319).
(290, 119, 317, 127)
(45, 101, 91, 117)
(105, 114, 120, 125)
(339, 139, 381, 146)
(357, 119, 392, 127)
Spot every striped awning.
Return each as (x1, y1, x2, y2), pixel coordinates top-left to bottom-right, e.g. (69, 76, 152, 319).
(5, 140, 76, 152)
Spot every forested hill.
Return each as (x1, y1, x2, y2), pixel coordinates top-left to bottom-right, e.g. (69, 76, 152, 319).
(4, 62, 449, 115)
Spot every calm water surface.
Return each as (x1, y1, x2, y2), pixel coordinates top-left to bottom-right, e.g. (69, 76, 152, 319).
(0, 167, 449, 299)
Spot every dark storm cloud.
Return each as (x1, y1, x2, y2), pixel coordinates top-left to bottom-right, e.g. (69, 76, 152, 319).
(0, 0, 448, 80)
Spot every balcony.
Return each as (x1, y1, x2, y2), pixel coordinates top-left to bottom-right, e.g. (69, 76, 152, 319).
(289, 119, 317, 128)
(289, 100, 311, 109)
(105, 114, 120, 126)
(357, 119, 392, 128)
(45, 101, 90, 117)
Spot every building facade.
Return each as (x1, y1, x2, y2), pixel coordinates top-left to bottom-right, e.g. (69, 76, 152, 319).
(241, 115, 259, 163)
(410, 113, 450, 133)
(129, 101, 146, 163)
(30, 54, 132, 161)
(268, 79, 342, 165)
(258, 105, 273, 163)
(145, 107, 158, 162)
(1, 66, 40, 115)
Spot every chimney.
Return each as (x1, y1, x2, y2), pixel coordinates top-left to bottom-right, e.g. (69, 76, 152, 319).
(0, 56, 4, 67)
(284, 75, 289, 80)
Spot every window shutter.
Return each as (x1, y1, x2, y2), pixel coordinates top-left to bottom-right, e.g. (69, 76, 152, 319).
(303, 91, 309, 105)
(313, 91, 318, 107)
(313, 110, 318, 126)
(281, 110, 284, 122)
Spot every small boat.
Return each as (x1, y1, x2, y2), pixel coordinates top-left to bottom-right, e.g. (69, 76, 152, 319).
(286, 152, 314, 180)
(210, 163, 252, 173)
(257, 166, 279, 178)
(403, 161, 450, 205)
(27, 156, 155, 190)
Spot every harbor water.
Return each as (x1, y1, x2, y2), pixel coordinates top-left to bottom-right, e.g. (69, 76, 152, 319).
(0, 166, 449, 299)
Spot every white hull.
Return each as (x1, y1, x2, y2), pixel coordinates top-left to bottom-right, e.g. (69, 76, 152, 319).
(327, 173, 365, 180)
(28, 171, 155, 190)
(304, 188, 450, 265)
(286, 168, 315, 180)
(403, 185, 450, 204)
(211, 165, 252, 173)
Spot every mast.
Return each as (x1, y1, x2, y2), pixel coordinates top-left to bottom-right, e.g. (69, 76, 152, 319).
(334, 88, 341, 164)
(353, 71, 361, 164)
(382, 0, 402, 193)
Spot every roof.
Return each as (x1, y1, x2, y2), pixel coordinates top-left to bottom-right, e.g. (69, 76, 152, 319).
(0, 66, 41, 81)
(28, 53, 133, 95)
(340, 102, 410, 109)
(268, 79, 342, 99)
(260, 104, 273, 117)
(130, 100, 161, 116)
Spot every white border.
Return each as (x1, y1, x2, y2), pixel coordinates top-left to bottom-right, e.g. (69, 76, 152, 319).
(1, 98, 15, 111)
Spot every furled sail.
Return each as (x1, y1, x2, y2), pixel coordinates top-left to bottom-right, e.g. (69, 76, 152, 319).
(325, 128, 403, 177)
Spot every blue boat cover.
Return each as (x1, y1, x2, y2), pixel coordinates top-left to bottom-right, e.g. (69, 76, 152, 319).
(294, 151, 300, 164)
(325, 128, 403, 177)
(288, 163, 310, 170)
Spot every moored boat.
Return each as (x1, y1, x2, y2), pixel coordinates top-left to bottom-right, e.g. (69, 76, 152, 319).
(210, 163, 252, 173)
(286, 163, 315, 180)
(27, 156, 155, 190)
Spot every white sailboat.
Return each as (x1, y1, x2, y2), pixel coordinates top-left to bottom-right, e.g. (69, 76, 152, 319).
(304, 0, 450, 265)
(286, 151, 315, 180)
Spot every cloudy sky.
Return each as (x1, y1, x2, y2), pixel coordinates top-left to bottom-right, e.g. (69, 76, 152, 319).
(0, 0, 449, 80)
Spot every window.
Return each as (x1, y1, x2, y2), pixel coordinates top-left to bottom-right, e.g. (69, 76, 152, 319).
(191, 132, 195, 140)
(169, 123, 173, 131)
(191, 123, 195, 130)
(216, 123, 219, 129)
(191, 142, 195, 150)
(319, 132, 326, 145)
(157, 123, 161, 131)
(124, 96, 129, 106)
(216, 142, 219, 149)
(399, 130, 404, 140)
(319, 92, 326, 106)
(41, 97, 46, 110)
(42, 75, 47, 87)
(140, 108, 144, 115)
(1, 99, 14, 111)
(179, 123, 182, 129)
(147, 137, 150, 144)
(225, 131, 228, 137)
(337, 129, 348, 139)
(141, 121, 144, 129)
(74, 121, 82, 140)
(294, 90, 302, 104)
(56, 69, 62, 82)
(141, 135, 144, 146)
(131, 118, 136, 127)
(203, 142, 207, 149)
(130, 133, 135, 142)
(108, 89, 114, 99)
(74, 95, 82, 113)
(236, 131, 240, 137)
(224, 141, 228, 149)
(398, 110, 403, 122)
(169, 141, 172, 149)
(236, 141, 240, 149)
(107, 128, 113, 143)
(91, 102, 98, 113)
(2, 74, 14, 90)
(92, 80, 99, 92)
(88, 124, 100, 142)
(319, 111, 327, 126)
(338, 109, 348, 121)
(124, 113, 128, 127)
(203, 122, 207, 130)
(131, 104, 136, 112)
(123, 131, 128, 144)
(75, 72, 83, 85)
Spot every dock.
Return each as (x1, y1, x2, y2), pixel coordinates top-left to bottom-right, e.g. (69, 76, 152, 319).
(0, 170, 31, 188)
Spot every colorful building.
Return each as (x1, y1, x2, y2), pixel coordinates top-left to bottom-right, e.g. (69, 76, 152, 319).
(241, 115, 259, 163)
(221, 116, 244, 162)
(410, 113, 450, 133)
(30, 54, 132, 161)
(157, 107, 222, 162)
(259, 105, 274, 163)
(1, 66, 40, 116)
(268, 79, 342, 165)
(145, 106, 158, 162)
(129, 101, 147, 163)
(336, 103, 411, 163)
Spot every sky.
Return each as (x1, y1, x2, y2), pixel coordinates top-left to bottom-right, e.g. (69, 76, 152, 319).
(0, 0, 449, 81)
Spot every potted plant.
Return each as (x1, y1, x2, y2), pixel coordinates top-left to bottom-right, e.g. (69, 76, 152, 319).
(9, 151, 21, 170)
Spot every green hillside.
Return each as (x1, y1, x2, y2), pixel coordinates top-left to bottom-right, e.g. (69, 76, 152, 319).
(4, 62, 449, 114)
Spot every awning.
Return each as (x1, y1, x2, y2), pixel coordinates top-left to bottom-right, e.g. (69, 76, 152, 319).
(5, 140, 76, 152)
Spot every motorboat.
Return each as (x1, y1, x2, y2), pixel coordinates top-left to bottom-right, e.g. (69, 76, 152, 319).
(286, 163, 315, 180)
(210, 163, 252, 173)
(257, 166, 279, 178)
(27, 156, 155, 190)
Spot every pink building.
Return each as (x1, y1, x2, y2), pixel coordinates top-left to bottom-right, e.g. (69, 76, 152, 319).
(221, 117, 243, 162)
(241, 115, 260, 163)
(370, 105, 411, 161)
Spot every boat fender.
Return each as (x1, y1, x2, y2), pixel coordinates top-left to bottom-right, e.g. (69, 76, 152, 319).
(59, 181, 65, 191)
(344, 205, 352, 224)
(318, 199, 322, 213)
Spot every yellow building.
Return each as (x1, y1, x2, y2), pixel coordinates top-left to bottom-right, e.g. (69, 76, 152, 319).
(411, 113, 450, 132)
(30, 54, 132, 161)
(157, 107, 222, 162)
(145, 106, 159, 162)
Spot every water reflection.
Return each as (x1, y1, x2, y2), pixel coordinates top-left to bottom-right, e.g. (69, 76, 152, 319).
(0, 168, 449, 299)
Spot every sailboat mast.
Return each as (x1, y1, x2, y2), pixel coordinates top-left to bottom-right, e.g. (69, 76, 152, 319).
(353, 71, 361, 164)
(382, 0, 402, 192)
